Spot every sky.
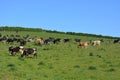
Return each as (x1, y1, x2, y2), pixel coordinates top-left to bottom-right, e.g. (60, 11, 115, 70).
(0, 0, 120, 37)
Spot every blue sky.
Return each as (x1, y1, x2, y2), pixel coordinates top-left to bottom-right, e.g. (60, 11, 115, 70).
(0, 0, 120, 37)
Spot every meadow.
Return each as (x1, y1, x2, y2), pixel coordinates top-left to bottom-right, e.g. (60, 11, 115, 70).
(0, 31, 120, 80)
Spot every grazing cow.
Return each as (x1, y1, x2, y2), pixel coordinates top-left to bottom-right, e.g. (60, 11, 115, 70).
(44, 38, 52, 44)
(53, 38, 61, 44)
(36, 38, 44, 45)
(0, 36, 7, 42)
(64, 38, 70, 43)
(74, 39, 81, 42)
(21, 48, 37, 58)
(91, 40, 103, 46)
(2, 36, 7, 40)
(77, 42, 88, 48)
(18, 39, 26, 46)
(7, 38, 14, 44)
(9, 46, 24, 56)
(113, 39, 120, 43)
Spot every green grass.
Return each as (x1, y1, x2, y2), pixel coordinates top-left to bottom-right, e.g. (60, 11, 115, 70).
(0, 31, 120, 80)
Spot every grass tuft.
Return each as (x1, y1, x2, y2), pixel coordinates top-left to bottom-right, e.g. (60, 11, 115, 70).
(73, 65, 80, 68)
(7, 64, 17, 71)
(89, 52, 94, 56)
(107, 68, 115, 72)
(38, 61, 45, 66)
(88, 66, 96, 70)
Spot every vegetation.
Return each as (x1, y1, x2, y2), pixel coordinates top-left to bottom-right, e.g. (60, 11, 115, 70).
(0, 27, 120, 80)
(0, 26, 119, 39)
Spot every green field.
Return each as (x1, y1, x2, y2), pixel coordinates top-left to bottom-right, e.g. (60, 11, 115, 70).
(0, 31, 120, 80)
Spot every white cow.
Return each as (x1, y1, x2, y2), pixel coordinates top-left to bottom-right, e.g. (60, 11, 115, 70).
(92, 40, 101, 46)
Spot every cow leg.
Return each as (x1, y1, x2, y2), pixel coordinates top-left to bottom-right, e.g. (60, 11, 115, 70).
(21, 54, 24, 57)
(13, 52, 16, 56)
(11, 52, 14, 56)
(34, 53, 37, 58)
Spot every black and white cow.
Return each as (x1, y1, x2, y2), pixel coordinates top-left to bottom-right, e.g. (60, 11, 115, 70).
(21, 48, 37, 58)
(9, 46, 24, 56)
(7, 38, 14, 44)
(17, 39, 26, 46)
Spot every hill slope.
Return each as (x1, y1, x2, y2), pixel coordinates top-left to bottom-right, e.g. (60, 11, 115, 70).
(0, 27, 120, 80)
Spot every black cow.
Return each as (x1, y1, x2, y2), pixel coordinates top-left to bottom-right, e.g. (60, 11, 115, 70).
(113, 39, 120, 43)
(21, 48, 37, 58)
(9, 46, 24, 56)
(74, 39, 81, 42)
(53, 38, 61, 44)
(64, 38, 70, 43)
(7, 38, 14, 44)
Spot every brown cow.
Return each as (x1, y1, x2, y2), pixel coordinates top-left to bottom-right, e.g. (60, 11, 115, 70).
(35, 38, 44, 45)
(77, 42, 88, 48)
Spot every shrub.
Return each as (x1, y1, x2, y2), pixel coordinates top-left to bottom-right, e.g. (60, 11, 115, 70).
(89, 52, 93, 56)
(73, 65, 80, 68)
(88, 66, 96, 70)
(7, 64, 17, 71)
(38, 61, 45, 66)
(107, 68, 115, 72)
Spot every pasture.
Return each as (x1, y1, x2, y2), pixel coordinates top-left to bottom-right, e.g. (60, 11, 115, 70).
(0, 31, 120, 80)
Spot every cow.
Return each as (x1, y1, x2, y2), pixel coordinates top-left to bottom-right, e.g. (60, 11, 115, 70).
(2, 36, 7, 41)
(17, 39, 26, 46)
(44, 38, 52, 44)
(91, 40, 103, 46)
(35, 38, 44, 45)
(77, 42, 88, 48)
(9, 46, 24, 56)
(7, 38, 14, 44)
(64, 38, 71, 43)
(74, 39, 81, 43)
(113, 39, 120, 43)
(21, 48, 37, 58)
(0, 36, 7, 42)
(53, 38, 61, 44)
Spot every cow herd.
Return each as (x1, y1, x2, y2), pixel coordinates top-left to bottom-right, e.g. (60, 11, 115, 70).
(0, 33, 120, 58)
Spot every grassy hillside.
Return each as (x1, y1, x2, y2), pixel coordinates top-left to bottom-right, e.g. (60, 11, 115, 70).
(0, 30, 120, 80)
